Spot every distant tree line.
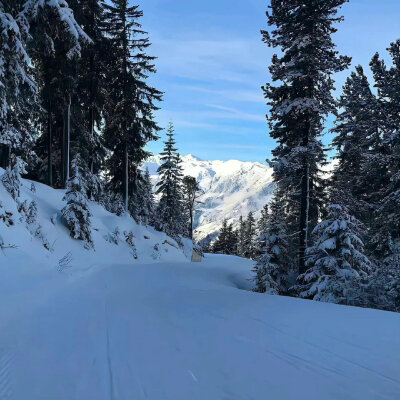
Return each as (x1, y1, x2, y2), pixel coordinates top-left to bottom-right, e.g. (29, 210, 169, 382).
(206, 208, 265, 260)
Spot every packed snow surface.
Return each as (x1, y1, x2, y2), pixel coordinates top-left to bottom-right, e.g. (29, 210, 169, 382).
(1, 253, 399, 400)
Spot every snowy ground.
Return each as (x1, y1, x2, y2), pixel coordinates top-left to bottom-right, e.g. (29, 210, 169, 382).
(1, 254, 399, 400)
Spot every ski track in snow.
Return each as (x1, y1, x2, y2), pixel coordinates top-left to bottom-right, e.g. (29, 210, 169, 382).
(0, 349, 14, 400)
(0, 255, 400, 400)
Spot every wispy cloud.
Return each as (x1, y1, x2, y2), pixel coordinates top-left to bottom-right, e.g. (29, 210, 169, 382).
(205, 104, 265, 122)
(152, 37, 268, 84)
(179, 85, 265, 103)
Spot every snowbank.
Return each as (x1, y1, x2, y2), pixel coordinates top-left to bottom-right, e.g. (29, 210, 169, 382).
(0, 169, 192, 272)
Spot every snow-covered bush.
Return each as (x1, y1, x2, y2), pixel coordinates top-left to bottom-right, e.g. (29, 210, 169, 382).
(2, 155, 27, 200)
(86, 170, 103, 202)
(0, 201, 13, 227)
(363, 255, 400, 312)
(104, 226, 120, 245)
(21, 200, 50, 250)
(124, 230, 138, 259)
(102, 191, 125, 216)
(293, 204, 372, 305)
(62, 155, 93, 247)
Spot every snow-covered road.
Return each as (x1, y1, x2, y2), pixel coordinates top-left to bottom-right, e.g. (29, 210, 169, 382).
(1, 254, 399, 400)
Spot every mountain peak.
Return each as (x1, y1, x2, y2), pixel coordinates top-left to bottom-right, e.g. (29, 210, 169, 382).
(184, 154, 203, 161)
(143, 155, 275, 242)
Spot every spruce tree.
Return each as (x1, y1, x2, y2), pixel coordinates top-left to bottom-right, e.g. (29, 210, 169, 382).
(62, 153, 93, 247)
(243, 211, 257, 259)
(263, 0, 351, 273)
(257, 204, 269, 237)
(156, 123, 185, 237)
(70, 0, 108, 176)
(1, 154, 27, 200)
(0, 1, 36, 168)
(26, 0, 90, 187)
(130, 167, 155, 225)
(254, 197, 291, 294)
(369, 41, 400, 258)
(293, 204, 372, 305)
(103, 0, 162, 211)
(331, 66, 380, 224)
(182, 175, 202, 239)
(212, 219, 237, 255)
(237, 216, 246, 257)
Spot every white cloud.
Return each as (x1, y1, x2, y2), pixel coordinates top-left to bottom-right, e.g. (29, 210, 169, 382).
(152, 37, 269, 84)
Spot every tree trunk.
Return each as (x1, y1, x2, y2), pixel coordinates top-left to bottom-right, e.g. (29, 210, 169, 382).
(47, 101, 53, 187)
(189, 206, 194, 240)
(61, 111, 66, 186)
(90, 106, 94, 173)
(66, 95, 71, 185)
(0, 145, 10, 169)
(299, 162, 310, 274)
(125, 144, 129, 212)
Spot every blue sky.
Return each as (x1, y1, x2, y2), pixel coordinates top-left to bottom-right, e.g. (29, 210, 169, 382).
(141, 0, 400, 162)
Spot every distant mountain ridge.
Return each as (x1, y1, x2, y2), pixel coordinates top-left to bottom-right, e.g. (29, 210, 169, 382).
(144, 154, 275, 242)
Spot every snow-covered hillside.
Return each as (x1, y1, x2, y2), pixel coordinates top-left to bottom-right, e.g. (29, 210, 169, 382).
(145, 155, 275, 242)
(1, 253, 399, 400)
(0, 168, 193, 271)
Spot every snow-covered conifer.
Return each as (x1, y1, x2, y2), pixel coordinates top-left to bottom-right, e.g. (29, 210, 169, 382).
(263, 0, 351, 273)
(62, 154, 93, 247)
(0, 1, 36, 168)
(293, 204, 372, 304)
(70, 0, 108, 174)
(156, 123, 186, 237)
(254, 198, 291, 294)
(236, 216, 246, 257)
(26, 0, 90, 187)
(212, 219, 237, 255)
(243, 212, 257, 259)
(332, 66, 380, 225)
(182, 175, 202, 239)
(130, 168, 155, 225)
(257, 204, 269, 237)
(1, 154, 27, 200)
(367, 41, 400, 258)
(103, 0, 162, 209)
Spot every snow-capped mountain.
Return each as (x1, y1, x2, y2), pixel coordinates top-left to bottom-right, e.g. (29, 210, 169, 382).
(144, 154, 275, 242)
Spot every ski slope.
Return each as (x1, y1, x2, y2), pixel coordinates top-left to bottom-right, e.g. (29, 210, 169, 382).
(0, 254, 399, 400)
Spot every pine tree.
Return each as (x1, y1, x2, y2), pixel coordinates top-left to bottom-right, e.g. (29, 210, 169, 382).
(293, 204, 372, 305)
(366, 257, 400, 312)
(212, 219, 237, 255)
(62, 154, 93, 247)
(331, 66, 380, 224)
(368, 41, 400, 258)
(254, 198, 291, 294)
(237, 215, 246, 257)
(243, 211, 257, 259)
(130, 167, 155, 225)
(257, 204, 269, 237)
(156, 123, 185, 237)
(103, 0, 162, 211)
(0, 1, 36, 168)
(263, 0, 351, 273)
(26, 0, 90, 187)
(1, 154, 27, 200)
(71, 0, 108, 175)
(182, 175, 202, 239)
